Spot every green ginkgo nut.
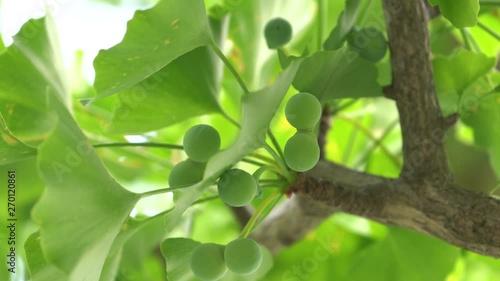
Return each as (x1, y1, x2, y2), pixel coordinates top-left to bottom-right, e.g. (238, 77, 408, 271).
(217, 169, 258, 207)
(285, 93, 322, 130)
(183, 124, 221, 163)
(264, 18, 293, 49)
(190, 243, 227, 281)
(168, 159, 204, 188)
(284, 132, 320, 172)
(224, 238, 263, 275)
(347, 27, 387, 62)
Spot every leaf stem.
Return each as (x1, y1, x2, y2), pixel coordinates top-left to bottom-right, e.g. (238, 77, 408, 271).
(259, 183, 286, 188)
(221, 110, 241, 128)
(93, 142, 267, 167)
(138, 186, 185, 199)
(93, 142, 183, 150)
(460, 29, 473, 51)
(331, 99, 358, 115)
(268, 130, 285, 164)
(479, 1, 500, 7)
(210, 41, 250, 95)
(192, 195, 220, 205)
(477, 21, 500, 42)
(242, 158, 268, 167)
(358, 0, 376, 25)
(490, 181, 500, 195)
(317, 0, 326, 50)
(337, 114, 401, 168)
(463, 28, 482, 52)
(258, 179, 288, 188)
(354, 118, 400, 169)
(264, 144, 294, 182)
(252, 165, 280, 181)
(248, 152, 277, 165)
(130, 208, 174, 226)
(239, 190, 282, 238)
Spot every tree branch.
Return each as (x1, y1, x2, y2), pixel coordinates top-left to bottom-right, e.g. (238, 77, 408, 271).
(383, 0, 451, 182)
(255, 161, 500, 257)
(230, 206, 253, 228)
(292, 161, 500, 258)
(318, 108, 331, 159)
(252, 0, 500, 258)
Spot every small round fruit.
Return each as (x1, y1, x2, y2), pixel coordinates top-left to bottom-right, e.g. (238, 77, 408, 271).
(264, 18, 293, 49)
(190, 243, 227, 281)
(347, 27, 387, 62)
(224, 238, 263, 275)
(183, 124, 221, 163)
(285, 93, 322, 130)
(217, 169, 258, 207)
(284, 132, 320, 172)
(168, 159, 204, 188)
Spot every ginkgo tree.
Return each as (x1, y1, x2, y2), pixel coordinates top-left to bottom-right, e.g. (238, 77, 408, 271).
(1, 0, 500, 280)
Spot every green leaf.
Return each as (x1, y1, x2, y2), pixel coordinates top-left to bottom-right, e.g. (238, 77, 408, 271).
(0, 15, 66, 143)
(433, 50, 495, 94)
(9, 14, 67, 102)
(293, 49, 382, 102)
(277, 49, 301, 70)
(25, 231, 67, 281)
(265, 216, 373, 281)
(160, 238, 201, 281)
(106, 47, 221, 134)
(117, 214, 168, 277)
(164, 61, 301, 231)
(323, 0, 362, 50)
(100, 214, 168, 281)
(462, 252, 500, 280)
(428, 0, 479, 28)
(93, 0, 213, 98)
(0, 32, 5, 53)
(446, 134, 498, 193)
(433, 50, 496, 115)
(0, 113, 36, 165)
(32, 95, 139, 280)
(105, 16, 225, 134)
(349, 228, 460, 281)
(460, 85, 500, 176)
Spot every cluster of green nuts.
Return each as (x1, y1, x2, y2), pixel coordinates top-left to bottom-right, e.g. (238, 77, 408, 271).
(168, 124, 221, 188)
(190, 238, 263, 281)
(168, 124, 259, 207)
(283, 93, 322, 172)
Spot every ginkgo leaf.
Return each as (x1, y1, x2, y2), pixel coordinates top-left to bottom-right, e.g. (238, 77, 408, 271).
(93, 0, 213, 98)
(293, 49, 382, 102)
(428, 0, 479, 28)
(323, 0, 362, 50)
(0, 15, 66, 144)
(32, 95, 140, 281)
(0, 113, 36, 165)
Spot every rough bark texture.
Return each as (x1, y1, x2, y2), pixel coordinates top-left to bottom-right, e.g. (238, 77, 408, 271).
(252, 0, 500, 258)
(318, 108, 331, 159)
